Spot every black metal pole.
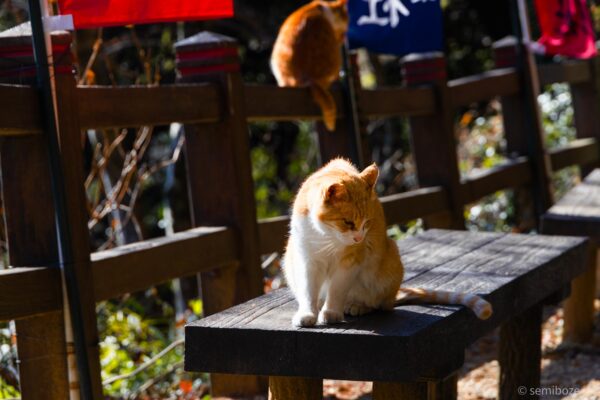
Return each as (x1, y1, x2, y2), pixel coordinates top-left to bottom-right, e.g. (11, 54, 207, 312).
(26, 1, 95, 398)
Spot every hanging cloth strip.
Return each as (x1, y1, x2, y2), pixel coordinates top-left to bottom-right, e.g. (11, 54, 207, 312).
(534, 0, 597, 58)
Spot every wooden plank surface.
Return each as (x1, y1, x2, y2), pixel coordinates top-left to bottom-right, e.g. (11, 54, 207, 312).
(358, 86, 435, 118)
(448, 68, 519, 107)
(0, 84, 42, 135)
(245, 84, 344, 121)
(185, 229, 587, 382)
(538, 60, 591, 86)
(461, 157, 532, 204)
(0, 267, 62, 321)
(92, 227, 238, 301)
(542, 168, 600, 237)
(77, 84, 221, 128)
(548, 138, 599, 171)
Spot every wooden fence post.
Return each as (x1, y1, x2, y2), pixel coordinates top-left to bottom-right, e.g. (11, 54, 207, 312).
(317, 50, 370, 167)
(496, 35, 554, 218)
(0, 30, 71, 399)
(570, 56, 600, 177)
(47, 31, 106, 398)
(493, 37, 539, 232)
(175, 31, 266, 397)
(400, 53, 465, 229)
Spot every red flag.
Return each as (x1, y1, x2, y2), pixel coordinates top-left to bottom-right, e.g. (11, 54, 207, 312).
(57, 0, 233, 29)
(534, 0, 597, 59)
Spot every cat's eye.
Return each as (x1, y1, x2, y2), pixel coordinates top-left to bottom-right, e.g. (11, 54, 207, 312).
(343, 219, 355, 229)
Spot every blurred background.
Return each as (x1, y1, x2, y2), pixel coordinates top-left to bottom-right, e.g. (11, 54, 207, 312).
(0, 0, 598, 398)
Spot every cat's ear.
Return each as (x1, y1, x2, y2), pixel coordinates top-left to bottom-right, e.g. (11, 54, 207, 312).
(360, 163, 379, 191)
(325, 183, 347, 203)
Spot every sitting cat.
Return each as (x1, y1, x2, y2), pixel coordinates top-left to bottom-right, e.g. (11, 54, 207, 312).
(270, 0, 348, 131)
(283, 158, 492, 327)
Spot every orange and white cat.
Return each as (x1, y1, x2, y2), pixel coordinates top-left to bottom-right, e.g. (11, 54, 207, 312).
(271, 0, 348, 131)
(283, 159, 492, 327)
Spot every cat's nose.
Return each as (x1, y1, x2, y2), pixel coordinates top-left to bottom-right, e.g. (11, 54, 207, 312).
(353, 234, 363, 243)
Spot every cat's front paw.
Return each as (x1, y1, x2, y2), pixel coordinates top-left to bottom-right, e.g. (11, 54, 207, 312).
(318, 309, 343, 324)
(345, 303, 372, 317)
(292, 311, 317, 327)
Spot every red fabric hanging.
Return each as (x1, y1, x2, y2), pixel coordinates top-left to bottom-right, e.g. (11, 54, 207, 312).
(534, 0, 597, 58)
(57, 0, 233, 29)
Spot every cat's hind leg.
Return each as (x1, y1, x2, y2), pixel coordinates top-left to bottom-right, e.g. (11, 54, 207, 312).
(344, 303, 373, 317)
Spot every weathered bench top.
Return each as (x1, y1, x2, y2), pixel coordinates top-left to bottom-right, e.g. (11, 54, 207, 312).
(542, 169, 600, 238)
(185, 229, 586, 382)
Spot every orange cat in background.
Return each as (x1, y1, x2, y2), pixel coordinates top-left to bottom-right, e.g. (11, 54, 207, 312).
(283, 159, 493, 327)
(270, 0, 348, 131)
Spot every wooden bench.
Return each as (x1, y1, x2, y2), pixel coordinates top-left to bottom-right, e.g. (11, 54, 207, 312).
(185, 229, 588, 400)
(541, 169, 600, 342)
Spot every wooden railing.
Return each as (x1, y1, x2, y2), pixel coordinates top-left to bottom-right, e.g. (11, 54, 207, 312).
(0, 29, 598, 399)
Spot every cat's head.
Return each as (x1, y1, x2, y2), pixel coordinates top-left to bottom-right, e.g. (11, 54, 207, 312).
(321, 0, 349, 38)
(313, 162, 379, 246)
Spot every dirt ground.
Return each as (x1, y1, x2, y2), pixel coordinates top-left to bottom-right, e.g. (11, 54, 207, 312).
(323, 301, 600, 400)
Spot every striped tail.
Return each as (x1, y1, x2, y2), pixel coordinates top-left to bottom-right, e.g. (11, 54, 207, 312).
(395, 287, 493, 320)
(310, 83, 336, 131)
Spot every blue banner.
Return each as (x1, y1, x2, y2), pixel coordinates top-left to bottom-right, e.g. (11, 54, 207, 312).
(347, 0, 443, 56)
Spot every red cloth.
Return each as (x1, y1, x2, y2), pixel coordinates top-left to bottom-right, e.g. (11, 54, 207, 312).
(534, 0, 597, 58)
(58, 0, 233, 29)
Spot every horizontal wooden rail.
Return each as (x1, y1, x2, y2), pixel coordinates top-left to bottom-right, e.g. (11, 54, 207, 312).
(461, 157, 532, 204)
(91, 226, 237, 301)
(258, 216, 290, 254)
(448, 68, 519, 107)
(245, 84, 345, 121)
(381, 186, 449, 225)
(0, 267, 63, 321)
(359, 86, 435, 118)
(549, 138, 599, 171)
(256, 187, 450, 254)
(0, 84, 42, 135)
(77, 84, 221, 129)
(538, 61, 591, 86)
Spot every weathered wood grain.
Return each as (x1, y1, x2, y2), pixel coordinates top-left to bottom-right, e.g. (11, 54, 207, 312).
(498, 305, 542, 400)
(542, 169, 600, 238)
(563, 244, 596, 342)
(91, 227, 237, 301)
(0, 267, 62, 320)
(245, 84, 344, 121)
(185, 230, 586, 381)
(77, 84, 221, 129)
(548, 138, 599, 172)
(461, 157, 532, 204)
(401, 54, 465, 229)
(538, 60, 591, 86)
(380, 186, 450, 225)
(0, 84, 42, 135)
(448, 68, 519, 107)
(0, 29, 71, 398)
(358, 86, 435, 118)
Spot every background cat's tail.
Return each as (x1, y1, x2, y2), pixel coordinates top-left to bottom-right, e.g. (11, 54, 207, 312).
(310, 83, 336, 131)
(395, 287, 493, 320)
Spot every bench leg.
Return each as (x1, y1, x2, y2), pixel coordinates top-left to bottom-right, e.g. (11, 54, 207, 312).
(563, 244, 597, 343)
(268, 376, 322, 400)
(373, 370, 458, 400)
(498, 304, 542, 400)
(372, 381, 428, 400)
